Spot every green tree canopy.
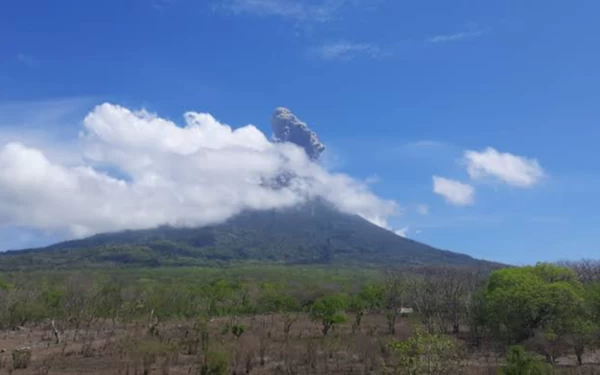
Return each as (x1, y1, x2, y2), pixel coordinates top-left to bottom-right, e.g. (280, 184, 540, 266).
(309, 294, 348, 336)
(483, 264, 585, 343)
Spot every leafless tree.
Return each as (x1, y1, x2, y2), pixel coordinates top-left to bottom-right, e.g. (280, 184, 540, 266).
(383, 269, 406, 335)
(437, 267, 483, 334)
(557, 259, 600, 283)
(407, 271, 443, 333)
(407, 266, 483, 334)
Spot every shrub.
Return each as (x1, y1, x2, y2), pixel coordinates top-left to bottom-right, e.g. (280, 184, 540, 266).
(199, 349, 229, 375)
(388, 330, 463, 375)
(231, 324, 246, 339)
(12, 347, 32, 369)
(501, 345, 552, 375)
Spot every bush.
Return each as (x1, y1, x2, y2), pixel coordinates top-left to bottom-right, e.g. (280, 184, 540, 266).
(12, 347, 32, 369)
(231, 324, 246, 339)
(388, 330, 463, 375)
(501, 345, 552, 375)
(200, 349, 229, 375)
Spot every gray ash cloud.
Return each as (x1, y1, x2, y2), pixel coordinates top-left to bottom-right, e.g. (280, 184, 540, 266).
(271, 107, 326, 161)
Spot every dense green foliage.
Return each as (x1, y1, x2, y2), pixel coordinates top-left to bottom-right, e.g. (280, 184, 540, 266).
(477, 264, 600, 365)
(482, 264, 586, 343)
(0, 201, 499, 270)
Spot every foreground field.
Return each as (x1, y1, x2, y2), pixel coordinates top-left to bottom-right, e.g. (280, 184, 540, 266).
(1, 314, 600, 374)
(1, 262, 600, 374)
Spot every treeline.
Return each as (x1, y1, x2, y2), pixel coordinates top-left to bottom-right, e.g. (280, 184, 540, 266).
(0, 266, 484, 332)
(1, 261, 600, 371)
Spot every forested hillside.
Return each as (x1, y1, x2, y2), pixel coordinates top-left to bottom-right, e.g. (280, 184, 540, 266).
(0, 201, 499, 270)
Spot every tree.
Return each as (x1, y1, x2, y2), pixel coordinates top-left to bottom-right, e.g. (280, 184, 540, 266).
(258, 282, 300, 336)
(349, 284, 383, 332)
(466, 288, 489, 347)
(567, 319, 597, 366)
(383, 270, 406, 335)
(204, 279, 235, 316)
(436, 267, 482, 334)
(309, 294, 348, 336)
(482, 264, 585, 345)
(584, 282, 600, 321)
(349, 295, 368, 332)
(407, 274, 443, 333)
(557, 259, 600, 284)
(95, 280, 124, 324)
(6, 288, 45, 328)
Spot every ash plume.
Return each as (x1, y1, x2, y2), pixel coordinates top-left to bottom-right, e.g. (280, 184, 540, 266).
(271, 107, 326, 161)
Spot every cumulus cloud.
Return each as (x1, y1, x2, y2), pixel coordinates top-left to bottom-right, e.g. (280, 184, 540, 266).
(0, 103, 397, 239)
(464, 147, 544, 187)
(432, 176, 475, 206)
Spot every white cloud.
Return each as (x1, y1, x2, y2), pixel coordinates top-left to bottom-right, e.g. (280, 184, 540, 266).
(395, 226, 409, 238)
(0, 103, 398, 240)
(432, 176, 475, 206)
(464, 147, 544, 187)
(312, 41, 382, 61)
(218, 0, 353, 22)
(416, 204, 429, 215)
(428, 29, 488, 44)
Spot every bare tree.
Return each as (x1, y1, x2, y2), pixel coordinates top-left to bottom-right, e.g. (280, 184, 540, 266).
(557, 259, 600, 283)
(437, 267, 482, 334)
(407, 267, 482, 334)
(383, 269, 406, 335)
(60, 274, 99, 342)
(407, 272, 443, 333)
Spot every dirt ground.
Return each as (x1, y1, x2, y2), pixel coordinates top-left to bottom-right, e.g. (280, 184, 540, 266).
(1, 314, 599, 374)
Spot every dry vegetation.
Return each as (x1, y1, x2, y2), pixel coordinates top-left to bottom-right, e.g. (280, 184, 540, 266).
(0, 262, 599, 374)
(1, 313, 599, 374)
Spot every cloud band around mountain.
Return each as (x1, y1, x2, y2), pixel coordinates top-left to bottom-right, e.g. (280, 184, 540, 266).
(0, 103, 397, 240)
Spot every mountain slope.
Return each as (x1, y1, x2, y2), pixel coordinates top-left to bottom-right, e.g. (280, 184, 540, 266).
(0, 201, 496, 270)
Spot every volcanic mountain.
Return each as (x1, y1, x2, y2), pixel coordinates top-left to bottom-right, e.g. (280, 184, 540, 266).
(0, 108, 500, 270)
(0, 200, 497, 270)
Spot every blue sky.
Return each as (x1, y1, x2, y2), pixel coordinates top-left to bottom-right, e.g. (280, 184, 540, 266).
(1, 0, 600, 264)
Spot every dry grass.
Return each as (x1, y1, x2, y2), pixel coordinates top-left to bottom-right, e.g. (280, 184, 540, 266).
(0, 314, 598, 374)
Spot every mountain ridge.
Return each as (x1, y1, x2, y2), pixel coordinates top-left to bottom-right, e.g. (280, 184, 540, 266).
(0, 201, 500, 270)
